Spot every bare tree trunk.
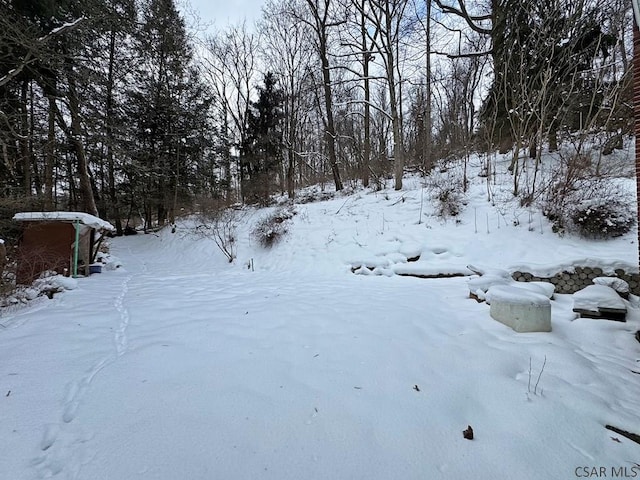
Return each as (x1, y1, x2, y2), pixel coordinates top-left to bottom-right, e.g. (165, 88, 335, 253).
(364, 0, 409, 190)
(286, 74, 296, 198)
(222, 102, 232, 202)
(383, 6, 404, 191)
(287, 147, 295, 198)
(20, 79, 31, 197)
(548, 130, 558, 152)
(361, 0, 371, 188)
(423, 0, 433, 171)
(319, 29, 343, 191)
(106, 28, 122, 234)
(29, 80, 42, 196)
(44, 96, 55, 210)
(304, 0, 343, 191)
(61, 57, 98, 216)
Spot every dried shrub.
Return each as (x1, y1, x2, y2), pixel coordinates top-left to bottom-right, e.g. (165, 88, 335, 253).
(252, 207, 295, 247)
(541, 153, 592, 234)
(435, 186, 463, 218)
(296, 190, 335, 204)
(427, 160, 466, 219)
(541, 148, 635, 238)
(192, 204, 242, 263)
(15, 245, 69, 285)
(0, 242, 14, 299)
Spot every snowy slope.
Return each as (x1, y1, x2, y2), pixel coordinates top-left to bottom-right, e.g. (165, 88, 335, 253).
(1, 162, 640, 480)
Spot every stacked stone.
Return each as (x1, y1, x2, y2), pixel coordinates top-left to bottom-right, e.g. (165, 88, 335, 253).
(512, 267, 640, 295)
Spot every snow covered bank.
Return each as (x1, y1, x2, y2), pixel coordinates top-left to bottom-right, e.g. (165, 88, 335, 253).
(1, 167, 639, 479)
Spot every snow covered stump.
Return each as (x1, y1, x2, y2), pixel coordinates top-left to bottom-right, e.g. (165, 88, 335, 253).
(572, 284, 627, 322)
(486, 285, 552, 333)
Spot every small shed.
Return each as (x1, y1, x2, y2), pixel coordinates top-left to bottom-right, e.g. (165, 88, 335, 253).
(12, 212, 115, 285)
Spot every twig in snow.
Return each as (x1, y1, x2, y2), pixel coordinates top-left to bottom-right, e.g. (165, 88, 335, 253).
(534, 356, 547, 395)
(391, 194, 406, 206)
(418, 186, 424, 224)
(528, 355, 547, 396)
(335, 197, 351, 214)
(474, 208, 478, 234)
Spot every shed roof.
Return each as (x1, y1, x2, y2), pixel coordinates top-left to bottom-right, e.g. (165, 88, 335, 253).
(13, 212, 115, 231)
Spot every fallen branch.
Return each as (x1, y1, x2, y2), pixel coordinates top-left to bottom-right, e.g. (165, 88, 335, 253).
(605, 425, 640, 446)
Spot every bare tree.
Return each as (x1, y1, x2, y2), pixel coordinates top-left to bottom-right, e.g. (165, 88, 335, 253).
(203, 23, 259, 202)
(260, 0, 316, 198)
(355, 0, 412, 190)
(296, 0, 344, 191)
(337, 0, 383, 187)
(422, 0, 433, 171)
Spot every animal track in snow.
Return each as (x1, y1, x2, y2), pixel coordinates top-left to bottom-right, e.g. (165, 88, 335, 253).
(114, 275, 132, 356)
(34, 271, 134, 478)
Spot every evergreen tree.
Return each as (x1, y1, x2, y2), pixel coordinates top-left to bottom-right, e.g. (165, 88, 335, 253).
(243, 72, 284, 204)
(125, 0, 211, 227)
(0, 0, 99, 213)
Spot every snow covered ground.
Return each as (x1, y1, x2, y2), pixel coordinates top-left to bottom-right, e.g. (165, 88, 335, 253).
(2, 163, 640, 479)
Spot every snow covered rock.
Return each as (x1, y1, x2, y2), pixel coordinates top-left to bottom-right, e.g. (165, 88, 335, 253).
(47, 275, 78, 291)
(512, 281, 555, 299)
(592, 277, 629, 296)
(466, 264, 511, 278)
(32, 274, 78, 297)
(572, 284, 627, 321)
(467, 274, 510, 301)
(486, 285, 552, 333)
(3, 273, 78, 306)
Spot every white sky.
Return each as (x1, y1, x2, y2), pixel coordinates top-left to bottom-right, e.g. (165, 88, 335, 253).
(184, 0, 266, 31)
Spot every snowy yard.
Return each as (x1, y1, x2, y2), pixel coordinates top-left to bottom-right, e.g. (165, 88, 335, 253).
(2, 175, 640, 479)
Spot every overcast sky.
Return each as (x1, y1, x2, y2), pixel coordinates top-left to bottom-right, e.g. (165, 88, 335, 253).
(184, 0, 266, 32)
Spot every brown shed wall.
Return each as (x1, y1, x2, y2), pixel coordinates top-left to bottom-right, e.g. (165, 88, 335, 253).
(16, 222, 93, 284)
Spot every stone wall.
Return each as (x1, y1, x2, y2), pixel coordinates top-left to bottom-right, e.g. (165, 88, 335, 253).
(512, 267, 640, 295)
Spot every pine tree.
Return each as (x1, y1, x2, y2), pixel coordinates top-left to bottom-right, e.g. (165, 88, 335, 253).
(125, 0, 211, 228)
(243, 72, 284, 204)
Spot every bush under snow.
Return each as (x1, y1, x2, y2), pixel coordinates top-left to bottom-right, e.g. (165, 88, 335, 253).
(570, 198, 635, 239)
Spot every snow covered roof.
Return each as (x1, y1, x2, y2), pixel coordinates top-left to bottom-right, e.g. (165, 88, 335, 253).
(13, 212, 115, 231)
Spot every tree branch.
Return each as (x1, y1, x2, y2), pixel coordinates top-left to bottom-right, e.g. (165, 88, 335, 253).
(0, 17, 87, 88)
(433, 0, 492, 36)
